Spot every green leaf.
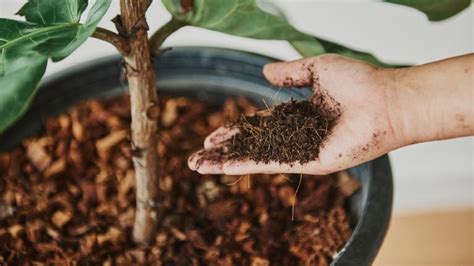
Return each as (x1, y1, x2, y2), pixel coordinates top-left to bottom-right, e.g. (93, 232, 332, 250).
(0, 0, 111, 132)
(384, 0, 471, 21)
(161, 0, 317, 41)
(292, 38, 392, 68)
(0, 53, 47, 133)
(50, 0, 112, 61)
(289, 39, 325, 57)
(0, 19, 71, 132)
(161, 0, 390, 67)
(17, 0, 88, 24)
(0, 19, 77, 78)
(0, 20, 48, 132)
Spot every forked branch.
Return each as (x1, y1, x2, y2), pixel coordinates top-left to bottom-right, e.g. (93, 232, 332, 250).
(92, 27, 130, 55)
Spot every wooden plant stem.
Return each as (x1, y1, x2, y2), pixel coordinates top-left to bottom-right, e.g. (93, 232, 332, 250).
(149, 18, 185, 54)
(92, 27, 130, 55)
(120, 0, 160, 245)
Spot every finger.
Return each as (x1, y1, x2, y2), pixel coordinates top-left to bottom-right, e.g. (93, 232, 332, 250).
(187, 149, 225, 174)
(222, 159, 330, 175)
(263, 58, 316, 87)
(203, 126, 239, 149)
(187, 149, 205, 171)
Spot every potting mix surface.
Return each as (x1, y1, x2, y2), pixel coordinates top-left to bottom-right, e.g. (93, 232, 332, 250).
(0, 95, 359, 265)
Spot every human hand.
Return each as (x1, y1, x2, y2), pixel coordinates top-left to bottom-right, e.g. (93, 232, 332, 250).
(188, 54, 408, 175)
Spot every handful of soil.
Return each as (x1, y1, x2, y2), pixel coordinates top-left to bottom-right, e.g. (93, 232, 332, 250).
(228, 100, 340, 164)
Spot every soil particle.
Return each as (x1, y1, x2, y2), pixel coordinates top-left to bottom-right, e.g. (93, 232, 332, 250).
(350, 130, 386, 161)
(455, 113, 470, 130)
(455, 114, 465, 122)
(0, 96, 357, 265)
(311, 73, 342, 120)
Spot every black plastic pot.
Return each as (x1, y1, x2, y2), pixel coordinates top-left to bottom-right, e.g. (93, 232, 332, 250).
(0, 47, 393, 265)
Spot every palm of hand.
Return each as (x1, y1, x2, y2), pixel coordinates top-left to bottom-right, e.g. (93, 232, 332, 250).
(188, 55, 402, 175)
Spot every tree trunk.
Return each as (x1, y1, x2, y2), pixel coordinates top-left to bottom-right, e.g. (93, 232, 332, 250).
(120, 0, 160, 245)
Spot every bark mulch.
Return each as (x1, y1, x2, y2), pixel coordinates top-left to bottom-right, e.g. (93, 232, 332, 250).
(0, 95, 360, 265)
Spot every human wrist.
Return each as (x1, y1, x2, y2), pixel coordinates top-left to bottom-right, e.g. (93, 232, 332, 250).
(379, 67, 431, 146)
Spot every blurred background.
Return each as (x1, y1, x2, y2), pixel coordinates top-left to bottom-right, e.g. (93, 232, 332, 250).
(1, 0, 473, 264)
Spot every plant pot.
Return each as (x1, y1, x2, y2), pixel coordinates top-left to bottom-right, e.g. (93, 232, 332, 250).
(0, 47, 393, 265)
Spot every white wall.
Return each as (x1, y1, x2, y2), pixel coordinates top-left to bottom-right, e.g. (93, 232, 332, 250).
(1, 0, 473, 213)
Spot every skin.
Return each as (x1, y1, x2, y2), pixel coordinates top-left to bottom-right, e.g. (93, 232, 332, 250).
(188, 53, 474, 175)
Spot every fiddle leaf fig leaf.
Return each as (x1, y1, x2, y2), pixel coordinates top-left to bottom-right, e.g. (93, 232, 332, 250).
(384, 0, 471, 21)
(0, 53, 47, 134)
(161, 0, 390, 67)
(0, 19, 77, 81)
(50, 0, 113, 61)
(161, 0, 318, 41)
(17, 0, 112, 61)
(291, 38, 392, 67)
(0, 20, 48, 132)
(17, 0, 88, 24)
(0, 0, 111, 133)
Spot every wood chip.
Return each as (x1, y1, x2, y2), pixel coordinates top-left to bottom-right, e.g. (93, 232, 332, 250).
(251, 257, 270, 266)
(159, 175, 173, 193)
(187, 230, 208, 250)
(52, 210, 72, 228)
(97, 227, 122, 245)
(46, 227, 60, 240)
(25, 140, 52, 171)
(0, 153, 10, 170)
(44, 158, 66, 178)
(197, 180, 220, 200)
(80, 233, 97, 255)
(72, 119, 86, 142)
(205, 199, 238, 221)
(95, 129, 128, 160)
(277, 185, 295, 208)
(337, 171, 361, 197)
(0, 203, 14, 220)
(8, 224, 23, 237)
(170, 227, 187, 241)
(126, 249, 146, 264)
(26, 219, 42, 242)
(161, 99, 178, 127)
(57, 114, 70, 129)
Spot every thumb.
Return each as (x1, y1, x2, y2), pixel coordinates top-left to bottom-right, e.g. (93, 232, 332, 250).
(263, 57, 317, 87)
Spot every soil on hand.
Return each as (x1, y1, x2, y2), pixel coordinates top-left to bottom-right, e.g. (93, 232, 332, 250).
(0, 96, 357, 265)
(228, 100, 340, 164)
